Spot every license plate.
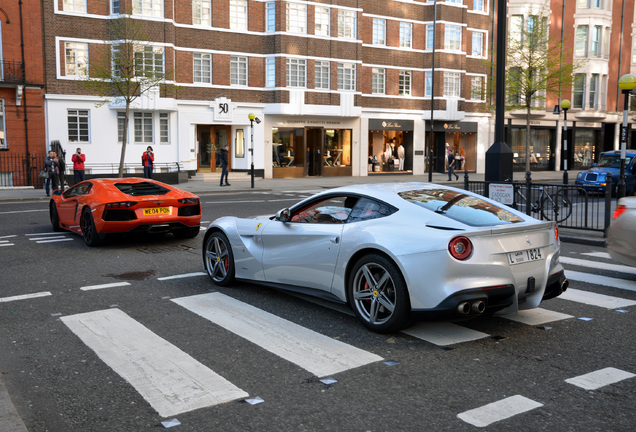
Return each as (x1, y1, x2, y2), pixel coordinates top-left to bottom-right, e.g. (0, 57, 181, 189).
(143, 207, 171, 216)
(508, 248, 543, 265)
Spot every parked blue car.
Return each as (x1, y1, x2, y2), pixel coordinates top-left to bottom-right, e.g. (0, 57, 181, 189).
(575, 150, 636, 196)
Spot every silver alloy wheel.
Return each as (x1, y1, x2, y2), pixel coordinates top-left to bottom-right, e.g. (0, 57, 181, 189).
(204, 232, 234, 285)
(351, 261, 397, 326)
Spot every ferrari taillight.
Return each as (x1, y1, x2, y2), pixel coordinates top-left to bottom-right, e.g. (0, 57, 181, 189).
(613, 205, 626, 219)
(178, 198, 200, 205)
(448, 236, 473, 260)
(554, 224, 559, 242)
(105, 201, 136, 209)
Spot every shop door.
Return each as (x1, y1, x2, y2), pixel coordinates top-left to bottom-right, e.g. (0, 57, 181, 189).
(435, 133, 446, 173)
(216, 128, 228, 171)
(307, 128, 322, 176)
(198, 126, 212, 172)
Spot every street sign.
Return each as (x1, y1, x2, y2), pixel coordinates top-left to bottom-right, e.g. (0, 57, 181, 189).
(489, 183, 514, 205)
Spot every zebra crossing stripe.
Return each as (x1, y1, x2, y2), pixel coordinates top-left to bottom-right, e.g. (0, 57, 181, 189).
(402, 322, 489, 346)
(564, 270, 636, 293)
(561, 257, 636, 276)
(457, 395, 543, 427)
(0, 292, 52, 303)
(503, 308, 574, 326)
(559, 288, 636, 309)
(61, 309, 248, 417)
(172, 293, 383, 377)
(565, 367, 636, 390)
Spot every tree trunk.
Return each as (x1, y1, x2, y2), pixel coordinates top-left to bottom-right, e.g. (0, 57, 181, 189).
(525, 103, 532, 174)
(118, 101, 130, 178)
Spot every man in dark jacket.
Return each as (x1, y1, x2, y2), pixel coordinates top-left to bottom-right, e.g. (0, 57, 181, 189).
(44, 150, 60, 196)
(219, 145, 230, 186)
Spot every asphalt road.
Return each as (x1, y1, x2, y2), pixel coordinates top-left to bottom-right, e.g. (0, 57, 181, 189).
(1, 191, 635, 431)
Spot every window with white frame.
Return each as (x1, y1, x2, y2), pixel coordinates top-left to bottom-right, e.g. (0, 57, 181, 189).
(371, 68, 385, 94)
(426, 24, 434, 50)
(470, 76, 484, 101)
(337, 63, 356, 91)
(315, 6, 330, 36)
(604, 27, 611, 59)
(337, 10, 356, 39)
(573, 73, 586, 108)
(471, 32, 484, 57)
(231, 56, 248, 86)
(117, 112, 127, 143)
(266, 2, 276, 32)
(193, 52, 212, 84)
(68, 110, 89, 142)
(372, 18, 386, 45)
(444, 25, 462, 51)
(63, 0, 86, 13)
(575, 26, 588, 57)
(592, 0, 603, 8)
(0, 100, 5, 148)
(399, 22, 413, 48)
(111, 0, 119, 14)
(576, 0, 589, 7)
(315, 61, 330, 89)
(286, 58, 306, 88)
(286, 2, 306, 33)
(132, 0, 162, 17)
(266, 57, 276, 87)
(425, 71, 432, 97)
(591, 26, 601, 57)
(446, 0, 462, 4)
(510, 15, 523, 44)
(134, 112, 153, 143)
(473, 0, 485, 12)
(193, 0, 211, 26)
(399, 70, 411, 96)
(159, 113, 169, 143)
(589, 74, 599, 109)
(134, 45, 164, 78)
(444, 72, 461, 97)
(65, 42, 88, 77)
(230, 0, 248, 31)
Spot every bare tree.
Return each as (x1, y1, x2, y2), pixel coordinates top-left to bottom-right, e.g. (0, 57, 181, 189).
(81, 16, 170, 177)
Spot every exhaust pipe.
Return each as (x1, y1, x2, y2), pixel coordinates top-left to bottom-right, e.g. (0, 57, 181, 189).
(471, 300, 486, 314)
(457, 301, 471, 315)
(561, 279, 569, 293)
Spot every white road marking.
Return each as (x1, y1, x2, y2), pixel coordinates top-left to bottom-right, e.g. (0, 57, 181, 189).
(561, 257, 636, 275)
(0, 209, 47, 215)
(204, 198, 299, 204)
(503, 308, 574, 325)
(157, 272, 206, 281)
(558, 288, 636, 309)
(172, 293, 383, 377)
(457, 395, 543, 427)
(0, 243, 14, 247)
(0, 292, 52, 303)
(36, 238, 74, 244)
(0, 235, 17, 239)
(25, 232, 64, 236)
(29, 236, 66, 241)
(565, 367, 636, 391)
(402, 322, 490, 346)
(581, 252, 611, 259)
(61, 309, 248, 417)
(564, 271, 636, 293)
(80, 282, 131, 291)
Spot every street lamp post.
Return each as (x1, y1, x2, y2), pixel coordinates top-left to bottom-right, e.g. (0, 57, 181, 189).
(617, 74, 636, 199)
(561, 99, 570, 184)
(247, 113, 260, 189)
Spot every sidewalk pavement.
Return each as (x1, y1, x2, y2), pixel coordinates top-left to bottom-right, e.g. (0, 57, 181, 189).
(0, 169, 604, 246)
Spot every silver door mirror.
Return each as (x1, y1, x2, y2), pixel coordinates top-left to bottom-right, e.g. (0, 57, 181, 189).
(276, 208, 291, 222)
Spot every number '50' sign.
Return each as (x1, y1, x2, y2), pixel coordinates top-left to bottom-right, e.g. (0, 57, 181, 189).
(218, 103, 229, 114)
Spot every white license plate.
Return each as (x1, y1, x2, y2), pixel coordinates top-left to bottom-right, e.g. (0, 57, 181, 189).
(508, 248, 543, 265)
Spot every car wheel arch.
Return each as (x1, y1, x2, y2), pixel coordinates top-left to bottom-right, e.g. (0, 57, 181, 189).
(343, 248, 407, 305)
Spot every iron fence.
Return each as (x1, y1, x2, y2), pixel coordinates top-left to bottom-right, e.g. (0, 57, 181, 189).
(464, 173, 613, 234)
(0, 153, 43, 188)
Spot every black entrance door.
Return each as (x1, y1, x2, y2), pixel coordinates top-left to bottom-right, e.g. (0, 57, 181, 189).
(307, 129, 322, 176)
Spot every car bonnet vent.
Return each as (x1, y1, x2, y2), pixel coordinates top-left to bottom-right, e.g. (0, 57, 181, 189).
(114, 182, 170, 196)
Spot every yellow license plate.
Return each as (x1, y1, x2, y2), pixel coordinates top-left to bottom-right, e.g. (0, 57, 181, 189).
(143, 207, 171, 216)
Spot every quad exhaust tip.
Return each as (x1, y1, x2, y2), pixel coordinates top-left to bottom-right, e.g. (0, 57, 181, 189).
(457, 300, 486, 315)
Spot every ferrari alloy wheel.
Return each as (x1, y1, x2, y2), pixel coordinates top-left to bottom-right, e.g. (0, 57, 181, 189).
(81, 207, 101, 247)
(348, 253, 411, 333)
(203, 231, 235, 286)
(49, 202, 62, 232)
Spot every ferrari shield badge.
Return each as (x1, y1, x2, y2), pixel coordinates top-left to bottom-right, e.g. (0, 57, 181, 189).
(256, 223, 262, 231)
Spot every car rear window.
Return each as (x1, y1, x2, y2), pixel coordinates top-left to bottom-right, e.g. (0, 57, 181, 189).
(398, 188, 524, 226)
(114, 182, 170, 196)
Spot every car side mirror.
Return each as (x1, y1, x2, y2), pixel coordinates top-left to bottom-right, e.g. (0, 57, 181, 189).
(53, 190, 63, 196)
(276, 208, 291, 223)
(592, 163, 597, 167)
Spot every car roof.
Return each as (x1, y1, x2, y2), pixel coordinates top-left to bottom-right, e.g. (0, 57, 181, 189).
(314, 182, 469, 206)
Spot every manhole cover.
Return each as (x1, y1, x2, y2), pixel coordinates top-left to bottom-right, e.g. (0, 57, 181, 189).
(137, 244, 195, 254)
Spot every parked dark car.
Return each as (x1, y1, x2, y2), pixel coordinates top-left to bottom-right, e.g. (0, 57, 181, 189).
(575, 150, 636, 196)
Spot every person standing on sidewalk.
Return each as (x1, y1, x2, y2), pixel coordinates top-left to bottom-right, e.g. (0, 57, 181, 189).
(219, 145, 230, 186)
(72, 147, 86, 185)
(142, 146, 154, 179)
(44, 150, 60, 196)
(447, 147, 458, 181)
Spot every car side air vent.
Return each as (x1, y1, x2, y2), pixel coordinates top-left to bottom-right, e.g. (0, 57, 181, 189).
(425, 225, 464, 231)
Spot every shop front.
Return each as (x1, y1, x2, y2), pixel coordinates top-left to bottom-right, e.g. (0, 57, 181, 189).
(425, 122, 478, 173)
(571, 122, 601, 170)
(196, 124, 232, 172)
(368, 119, 413, 174)
(270, 118, 354, 178)
(506, 120, 556, 171)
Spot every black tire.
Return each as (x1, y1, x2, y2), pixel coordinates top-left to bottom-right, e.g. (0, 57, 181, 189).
(348, 253, 411, 333)
(80, 207, 101, 247)
(49, 202, 62, 232)
(203, 231, 235, 286)
(173, 226, 200, 239)
(541, 191, 572, 223)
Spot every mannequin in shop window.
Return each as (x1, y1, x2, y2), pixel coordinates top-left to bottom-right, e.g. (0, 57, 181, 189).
(397, 142, 405, 171)
(383, 143, 393, 171)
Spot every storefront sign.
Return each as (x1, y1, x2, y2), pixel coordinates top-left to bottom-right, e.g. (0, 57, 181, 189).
(425, 122, 477, 133)
(212, 97, 233, 122)
(489, 183, 514, 205)
(369, 119, 414, 131)
(577, 122, 601, 128)
(281, 119, 343, 126)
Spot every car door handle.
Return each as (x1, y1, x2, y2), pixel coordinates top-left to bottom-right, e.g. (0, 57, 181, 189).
(331, 237, 339, 244)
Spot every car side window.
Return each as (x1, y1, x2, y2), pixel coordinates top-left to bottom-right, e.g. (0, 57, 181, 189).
(291, 196, 352, 224)
(62, 183, 92, 198)
(348, 197, 396, 222)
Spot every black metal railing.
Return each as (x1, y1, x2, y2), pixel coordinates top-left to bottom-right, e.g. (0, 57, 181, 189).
(0, 153, 43, 188)
(0, 60, 25, 83)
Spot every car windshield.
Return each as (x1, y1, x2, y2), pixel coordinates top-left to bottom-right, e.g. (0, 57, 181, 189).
(597, 154, 632, 168)
(398, 189, 524, 226)
(114, 182, 170, 196)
